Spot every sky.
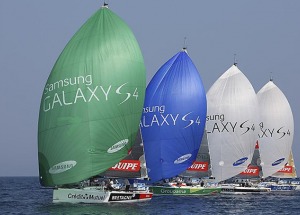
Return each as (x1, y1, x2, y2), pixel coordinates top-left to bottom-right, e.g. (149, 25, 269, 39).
(0, 0, 299, 177)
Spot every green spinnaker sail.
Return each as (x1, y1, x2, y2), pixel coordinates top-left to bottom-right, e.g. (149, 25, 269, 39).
(38, 6, 146, 187)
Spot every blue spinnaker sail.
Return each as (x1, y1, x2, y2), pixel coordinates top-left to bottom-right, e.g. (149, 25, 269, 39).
(141, 49, 207, 183)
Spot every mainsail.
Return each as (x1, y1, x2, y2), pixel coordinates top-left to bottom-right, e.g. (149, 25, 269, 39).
(206, 64, 259, 182)
(141, 48, 207, 183)
(257, 80, 294, 178)
(239, 141, 262, 178)
(38, 5, 146, 187)
(180, 130, 212, 178)
(99, 128, 149, 179)
(272, 151, 297, 178)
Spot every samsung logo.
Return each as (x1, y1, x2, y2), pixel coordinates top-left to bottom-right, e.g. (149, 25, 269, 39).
(49, 160, 77, 174)
(272, 158, 285, 166)
(232, 157, 248, 166)
(107, 139, 129, 153)
(174, 154, 192, 164)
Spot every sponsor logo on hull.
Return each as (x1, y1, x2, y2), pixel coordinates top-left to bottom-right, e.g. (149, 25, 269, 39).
(108, 193, 151, 202)
(159, 188, 187, 194)
(67, 193, 106, 201)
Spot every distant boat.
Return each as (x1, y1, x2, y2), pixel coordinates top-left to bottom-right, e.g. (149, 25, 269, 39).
(141, 48, 220, 195)
(206, 64, 259, 183)
(240, 141, 297, 191)
(254, 79, 296, 191)
(38, 3, 152, 203)
(205, 63, 271, 194)
(257, 80, 294, 178)
(240, 142, 297, 180)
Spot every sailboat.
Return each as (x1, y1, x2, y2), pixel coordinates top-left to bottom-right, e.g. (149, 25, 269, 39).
(257, 80, 294, 177)
(269, 151, 299, 191)
(256, 79, 296, 191)
(38, 4, 152, 203)
(141, 47, 220, 195)
(206, 63, 259, 182)
(206, 63, 270, 194)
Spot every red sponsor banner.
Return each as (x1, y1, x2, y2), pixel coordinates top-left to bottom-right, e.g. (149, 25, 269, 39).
(255, 141, 259, 149)
(109, 160, 140, 172)
(277, 165, 293, 173)
(187, 161, 209, 172)
(240, 166, 259, 176)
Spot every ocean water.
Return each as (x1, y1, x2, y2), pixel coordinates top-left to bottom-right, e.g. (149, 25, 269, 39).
(1, 177, 300, 215)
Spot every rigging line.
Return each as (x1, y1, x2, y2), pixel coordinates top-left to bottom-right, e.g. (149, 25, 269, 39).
(233, 53, 237, 66)
(270, 72, 273, 82)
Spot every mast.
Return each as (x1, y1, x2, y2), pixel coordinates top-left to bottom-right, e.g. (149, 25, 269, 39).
(182, 37, 187, 52)
(102, 1, 109, 8)
(233, 54, 238, 66)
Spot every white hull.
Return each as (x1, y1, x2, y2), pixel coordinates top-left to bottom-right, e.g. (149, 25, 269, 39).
(53, 187, 153, 203)
(258, 182, 297, 191)
(290, 181, 300, 190)
(221, 184, 271, 194)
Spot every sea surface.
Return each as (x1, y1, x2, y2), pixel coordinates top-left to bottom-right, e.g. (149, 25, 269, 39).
(1, 177, 300, 215)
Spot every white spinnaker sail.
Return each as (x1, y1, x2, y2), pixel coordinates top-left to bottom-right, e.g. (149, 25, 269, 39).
(257, 81, 294, 178)
(206, 65, 259, 182)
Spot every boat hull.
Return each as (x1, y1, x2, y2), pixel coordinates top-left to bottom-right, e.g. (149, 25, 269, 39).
(258, 182, 297, 191)
(149, 186, 221, 195)
(53, 187, 153, 203)
(221, 185, 271, 194)
(268, 185, 297, 191)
